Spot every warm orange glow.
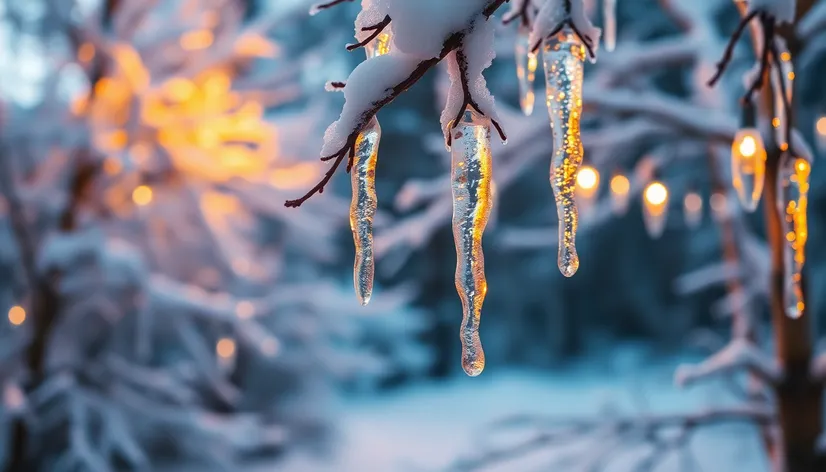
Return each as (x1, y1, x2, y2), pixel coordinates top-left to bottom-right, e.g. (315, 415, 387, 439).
(78, 42, 95, 63)
(817, 117, 826, 136)
(610, 174, 629, 196)
(163, 78, 196, 102)
(8, 306, 25, 326)
(644, 182, 668, 206)
(103, 158, 122, 175)
(739, 135, 757, 157)
(270, 163, 320, 189)
(216, 338, 236, 359)
(181, 30, 214, 50)
(781, 51, 791, 62)
(235, 33, 279, 58)
(772, 117, 780, 128)
(132, 185, 153, 206)
(788, 72, 795, 81)
(576, 166, 599, 190)
(111, 44, 149, 91)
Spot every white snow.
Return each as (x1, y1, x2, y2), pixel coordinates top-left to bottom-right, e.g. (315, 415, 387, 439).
(271, 345, 769, 472)
(749, 0, 796, 23)
(440, 17, 501, 142)
(321, 53, 421, 155)
(531, 0, 601, 63)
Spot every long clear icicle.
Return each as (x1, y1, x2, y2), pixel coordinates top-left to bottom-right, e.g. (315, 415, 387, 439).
(450, 109, 493, 377)
(543, 28, 586, 277)
(604, 0, 617, 52)
(771, 44, 793, 149)
(778, 155, 810, 318)
(515, 26, 538, 116)
(349, 31, 391, 305)
(350, 119, 380, 305)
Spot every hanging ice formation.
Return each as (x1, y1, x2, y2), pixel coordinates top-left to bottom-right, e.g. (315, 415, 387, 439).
(604, 0, 617, 52)
(450, 109, 494, 377)
(516, 26, 538, 116)
(349, 31, 391, 305)
(771, 41, 794, 149)
(543, 28, 587, 277)
(778, 154, 810, 318)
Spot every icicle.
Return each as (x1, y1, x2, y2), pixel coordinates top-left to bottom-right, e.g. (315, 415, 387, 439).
(609, 172, 630, 216)
(575, 165, 599, 215)
(450, 109, 493, 377)
(771, 45, 793, 149)
(515, 26, 538, 116)
(604, 0, 617, 52)
(643, 181, 669, 238)
(683, 190, 703, 229)
(731, 101, 766, 212)
(350, 118, 380, 305)
(543, 28, 587, 277)
(778, 155, 810, 318)
(348, 30, 391, 305)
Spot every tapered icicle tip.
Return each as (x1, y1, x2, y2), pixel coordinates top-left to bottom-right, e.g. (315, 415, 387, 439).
(559, 250, 579, 277)
(461, 337, 486, 376)
(357, 293, 372, 306)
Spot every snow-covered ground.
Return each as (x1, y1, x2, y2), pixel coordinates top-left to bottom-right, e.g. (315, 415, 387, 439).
(278, 343, 769, 472)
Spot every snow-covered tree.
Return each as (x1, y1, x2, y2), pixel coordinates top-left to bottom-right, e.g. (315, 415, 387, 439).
(290, 0, 825, 470)
(0, 0, 429, 470)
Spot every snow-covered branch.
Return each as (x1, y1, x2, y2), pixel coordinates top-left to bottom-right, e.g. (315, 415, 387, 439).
(675, 338, 782, 388)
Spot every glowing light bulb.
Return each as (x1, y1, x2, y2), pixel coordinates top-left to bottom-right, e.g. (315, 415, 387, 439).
(816, 115, 826, 153)
(683, 191, 703, 229)
(609, 173, 630, 215)
(132, 185, 153, 206)
(643, 181, 669, 238)
(710, 191, 729, 222)
(731, 128, 766, 212)
(216, 337, 237, 370)
(778, 156, 810, 318)
(7, 306, 25, 326)
(575, 166, 600, 213)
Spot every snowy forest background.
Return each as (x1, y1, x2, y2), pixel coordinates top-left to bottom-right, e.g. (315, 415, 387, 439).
(0, 0, 825, 470)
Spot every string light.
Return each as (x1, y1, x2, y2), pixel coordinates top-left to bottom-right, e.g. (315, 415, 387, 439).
(609, 172, 630, 215)
(643, 181, 669, 238)
(731, 126, 766, 212)
(575, 166, 600, 210)
(710, 191, 728, 222)
(132, 185, 153, 206)
(683, 190, 703, 229)
(816, 115, 826, 152)
(216, 337, 236, 360)
(7, 306, 25, 326)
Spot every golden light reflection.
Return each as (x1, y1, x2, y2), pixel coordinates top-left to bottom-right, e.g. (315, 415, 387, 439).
(132, 185, 153, 206)
(8, 306, 25, 326)
(216, 337, 236, 359)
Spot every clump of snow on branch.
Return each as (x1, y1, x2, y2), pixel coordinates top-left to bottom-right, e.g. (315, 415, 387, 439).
(440, 17, 500, 141)
(530, 0, 601, 62)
